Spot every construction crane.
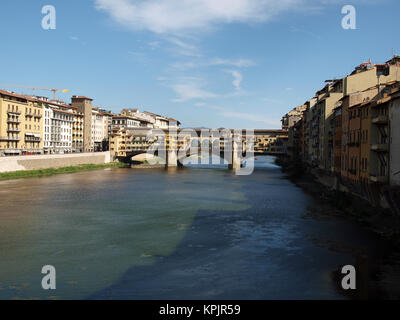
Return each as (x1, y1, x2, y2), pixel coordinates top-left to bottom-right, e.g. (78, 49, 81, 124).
(0, 85, 70, 100)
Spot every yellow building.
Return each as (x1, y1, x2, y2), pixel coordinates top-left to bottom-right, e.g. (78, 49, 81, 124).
(310, 60, 400, 171)
(71, 110, 84, 152)
(0, 90, 43, 156)
(110, 128, 155, 157)
(110, 128, 127, 157)
(254, 130, 287, 154)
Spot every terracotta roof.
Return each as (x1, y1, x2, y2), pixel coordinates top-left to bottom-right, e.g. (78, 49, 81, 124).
(72, 95, 93, 101)
(0, 89, 30, 101)
(52, 108, 75, 116)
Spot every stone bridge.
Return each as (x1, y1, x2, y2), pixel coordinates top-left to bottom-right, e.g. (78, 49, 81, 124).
(117, 128, 287, 171)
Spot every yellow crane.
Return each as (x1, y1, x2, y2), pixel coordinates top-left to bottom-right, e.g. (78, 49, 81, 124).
(0, 85, 70, 100)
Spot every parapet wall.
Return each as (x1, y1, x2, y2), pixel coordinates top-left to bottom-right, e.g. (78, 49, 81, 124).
(0, 152, 111, 173)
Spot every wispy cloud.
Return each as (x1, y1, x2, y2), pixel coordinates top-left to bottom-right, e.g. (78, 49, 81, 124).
(171, 82, 217, 102)
(171, 58, 256, 70)
(95, 0, 337, 35)
(195, 103, 280, 127)
(209, 58, 255, 68)
(225, 70, 243, 91)
(166, 37, 201, 57)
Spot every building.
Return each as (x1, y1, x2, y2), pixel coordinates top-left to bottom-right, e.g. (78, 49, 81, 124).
(365, 82, 400, 186)
(111, 115, 141, 130)
(339, 87, 379, 183)
(333, 105, 342, 175)
(110, 127, 155, 158)
(38, 97, 75, 154)
(121, 109, 155, 128)
(313, 80, 344, 171)
(72, 111, 84, 153)
(0, 90, 43, 156)
(71, 96, 93, 152)
(91, 108, 109, 151)
(43, 103, 74, 154)
(142, 111, 170, 129)
(308, 59, 400, 171)
(281, 104, 307, 132)
(253, 130, 287, 154)
(390, 90, 400, 186)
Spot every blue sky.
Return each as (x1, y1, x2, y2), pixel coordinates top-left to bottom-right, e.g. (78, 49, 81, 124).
(0, 0, 399, 128)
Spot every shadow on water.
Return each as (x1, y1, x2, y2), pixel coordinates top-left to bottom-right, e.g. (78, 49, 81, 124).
(88, 156, 399, 300)
(1, 156, 399, 299)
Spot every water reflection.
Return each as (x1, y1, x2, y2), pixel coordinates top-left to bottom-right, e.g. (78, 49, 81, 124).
(0, 157, 398, 299)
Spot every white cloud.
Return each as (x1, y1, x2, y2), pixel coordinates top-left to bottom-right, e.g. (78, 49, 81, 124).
(220, 110, 280, 127)
(171, 83, 217, 102)
(226, 70, 243, 91)
(209, 58, 255, 68)
(171, 58, 256, 70)
(95, 0, 323, 35)
(196, 103, 281, 126)
(166, 37, 201, 57)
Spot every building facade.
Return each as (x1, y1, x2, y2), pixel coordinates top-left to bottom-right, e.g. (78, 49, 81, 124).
(71, 96, 93, 152)
(0, 90, 43, 156)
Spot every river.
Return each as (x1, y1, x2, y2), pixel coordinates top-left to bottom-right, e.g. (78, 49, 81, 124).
(0, 156, 398, 300)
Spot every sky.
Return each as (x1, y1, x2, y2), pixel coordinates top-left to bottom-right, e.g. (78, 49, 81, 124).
(0, 0, 399, 129)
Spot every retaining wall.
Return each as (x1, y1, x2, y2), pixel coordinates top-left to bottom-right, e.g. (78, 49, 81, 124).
(0, 152, 111, 173)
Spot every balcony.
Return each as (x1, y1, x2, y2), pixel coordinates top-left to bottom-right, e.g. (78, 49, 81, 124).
(0, 136, 20, 141)
(372, 115, 388, 125)
(370, 175, 388, 184)
(22, 149, 43, 154)
(25, 133, 41, 142)
(34, 114, 42, 118)
(25, 137, 41, 142)
(7, 128, 21, 133)
(2, 149, 22, 155)
(7, 110, 21, 115)
(371, 143, 388, 152)
(7, 119, 21, 124)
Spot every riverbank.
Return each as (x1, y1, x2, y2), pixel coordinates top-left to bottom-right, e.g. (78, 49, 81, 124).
(276, 157, 400, 245)
(0, 162, 127, 181)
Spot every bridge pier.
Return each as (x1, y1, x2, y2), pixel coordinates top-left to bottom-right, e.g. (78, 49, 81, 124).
(166, 149, 177, 167)
(166, 133, 178, 167)
(228, 132, 242, 171)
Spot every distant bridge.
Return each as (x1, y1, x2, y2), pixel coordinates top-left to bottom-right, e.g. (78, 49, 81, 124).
(115, 128, 287, 170)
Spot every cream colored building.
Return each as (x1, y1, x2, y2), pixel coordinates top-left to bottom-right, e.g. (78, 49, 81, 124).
(91, 108, 109, 151)
(312, 59, 400, 171)
(41, 98, 75, 154)
(0, 90, 43, 156)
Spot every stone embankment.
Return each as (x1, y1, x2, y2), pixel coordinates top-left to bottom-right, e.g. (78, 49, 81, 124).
(0, 152, 111, 173)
